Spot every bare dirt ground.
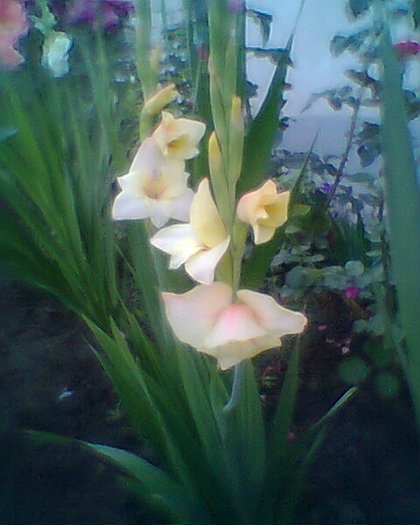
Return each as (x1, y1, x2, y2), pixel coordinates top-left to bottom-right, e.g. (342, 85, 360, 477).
(1, 280, 419, 524)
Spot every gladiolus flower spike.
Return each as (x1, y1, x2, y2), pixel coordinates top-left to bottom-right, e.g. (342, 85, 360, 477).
(162, 282, 307, 370)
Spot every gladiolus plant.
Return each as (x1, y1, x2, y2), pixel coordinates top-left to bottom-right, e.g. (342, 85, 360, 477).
(0, 1, 372, 523)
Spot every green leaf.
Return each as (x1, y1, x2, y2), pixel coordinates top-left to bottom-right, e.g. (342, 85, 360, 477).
(268, 338, 300, 466)
(237, 37, 292, 196)
(222, 361, 266, 519)
(27, 430, 214, 524)
(89, 444, 214, 525)
(0, 127, 17, 142)
(379, 26, 420, 428)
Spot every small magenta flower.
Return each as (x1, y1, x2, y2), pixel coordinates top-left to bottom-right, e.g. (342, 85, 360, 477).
(345, 286, 360, 300)
(0, 0, 28, 68)
(394, 40, 419, 58)
(112, 137, 194, 227)
(237, 180, 290, 245)
(162, 282, 307, 370)
(151, 178, 230, 285)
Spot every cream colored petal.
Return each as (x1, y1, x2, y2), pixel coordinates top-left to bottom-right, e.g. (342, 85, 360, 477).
(203, 334, 282, 370)
(147, 199, 174, 228)
(170, 188, 194, 222)
(150, 224, 202, 269)
(236, 179, 277, 224)
(158, 163, 190, 199)
(237, 289, 307, 336)
(162, 282, 233, 348)
(117, 170, 145, 197)
(259, 191, 290, 228)
(112, 191, 149, 221)
(153, 111, 206, 160)
(130, 137, 163, 173)
(252, 223, 276, 245)
(185, 236, 230, 285)
(190, 178, 227, 248)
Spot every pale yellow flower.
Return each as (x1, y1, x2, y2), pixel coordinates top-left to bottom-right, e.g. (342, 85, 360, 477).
(152, 111, 206, 160)
(162, 282, 307, 370)
(237, 180, 290, 244)
(112, 137, 193, 228)
(150, 178, 230, 285)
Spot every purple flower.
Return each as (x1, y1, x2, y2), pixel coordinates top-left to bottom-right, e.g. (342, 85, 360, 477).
(65, 0, 133, 30)
(345, 286, 360, 300)
(321, 182, 332, 194)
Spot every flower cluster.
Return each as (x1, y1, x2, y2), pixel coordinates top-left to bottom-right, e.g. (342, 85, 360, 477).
(51, 0, 133, 31)
(112, 86, 307, 369)
(0, 0, 28, 68)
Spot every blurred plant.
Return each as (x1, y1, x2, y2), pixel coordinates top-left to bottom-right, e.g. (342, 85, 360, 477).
(0, 0, 28, 68)
(304, 0, 419, 168)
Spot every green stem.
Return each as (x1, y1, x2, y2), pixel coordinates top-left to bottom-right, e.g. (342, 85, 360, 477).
(223, 360, 247, 413)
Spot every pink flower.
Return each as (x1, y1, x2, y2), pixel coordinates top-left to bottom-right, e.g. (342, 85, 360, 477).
(394, 40, 419, 58)
(0, 0, 28, 68)
(162, 282, 307, 370)
(345, 286, 360, 300)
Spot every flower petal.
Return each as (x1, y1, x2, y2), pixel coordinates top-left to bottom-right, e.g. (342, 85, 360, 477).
(147, 199, 175, 228)
(185, 236, 230, 284)
(130, 137, 163, 174)
(112, 191, 149, 220)
(151, 224, 202, 268)
(209, 335, 282, 370)
(237, 289, 307, 336)
(153, 111, 206, 160)
(162, 282, 233, 348)
(190, 178, 228, 247)
(237, 180, 290, 245)
(170, 188, 194, 222)
(252, 224, 276, 245)
(258, 191, 290, 228)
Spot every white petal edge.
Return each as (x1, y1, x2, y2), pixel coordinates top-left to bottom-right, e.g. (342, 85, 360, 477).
(185, 236, 230, 285)
(112, 192, 149, 221)
(150, 224, 202, 269)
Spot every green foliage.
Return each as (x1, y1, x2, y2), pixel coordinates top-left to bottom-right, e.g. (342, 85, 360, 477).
(379, 24, 420, 427)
